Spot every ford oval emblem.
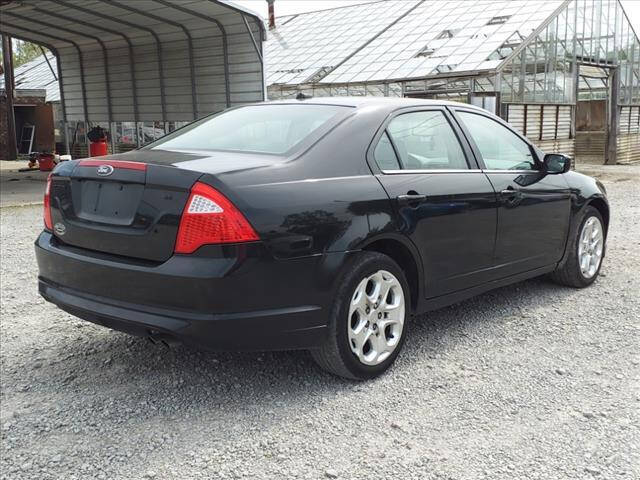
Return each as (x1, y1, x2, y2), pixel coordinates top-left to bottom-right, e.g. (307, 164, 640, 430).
(96, 164, 114, 176)
(54, 223, 66, 236)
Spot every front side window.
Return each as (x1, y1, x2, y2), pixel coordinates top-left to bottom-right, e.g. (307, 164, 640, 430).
(457, 111, 536, 170)
(381, 111, 468, 170)
(147, 104, 351, 155)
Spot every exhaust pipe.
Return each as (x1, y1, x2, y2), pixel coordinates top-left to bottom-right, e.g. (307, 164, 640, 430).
(148, 330, 181, 348)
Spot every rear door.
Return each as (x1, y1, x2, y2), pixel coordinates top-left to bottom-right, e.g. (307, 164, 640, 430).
(451, 107, 572, 276)
(370, 107, 497, 298)
(49, 159, 201, 262)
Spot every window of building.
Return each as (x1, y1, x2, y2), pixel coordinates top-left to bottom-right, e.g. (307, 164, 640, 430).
(486, 15, 511, 26)
(415, 45, 436, 58)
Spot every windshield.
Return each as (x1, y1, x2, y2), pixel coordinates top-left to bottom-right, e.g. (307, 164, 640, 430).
(146, 104, 351, 155)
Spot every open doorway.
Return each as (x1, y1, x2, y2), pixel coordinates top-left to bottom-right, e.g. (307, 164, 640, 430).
(14, 105, 36, 154)
(12, 102, 55, 155)
(574, 64, 616, 165)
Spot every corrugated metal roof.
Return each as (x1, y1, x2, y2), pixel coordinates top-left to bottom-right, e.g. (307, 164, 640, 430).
(265, 0, 565, 86)
(0, 0, 265, 122)
(0, 53, 60, 102)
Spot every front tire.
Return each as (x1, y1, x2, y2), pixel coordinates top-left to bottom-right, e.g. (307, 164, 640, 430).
(550, 206, 605, 288)
(310, 252, 409, 380)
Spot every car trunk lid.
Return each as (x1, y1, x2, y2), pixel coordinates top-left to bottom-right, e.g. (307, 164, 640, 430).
(49, 159, 202, 262)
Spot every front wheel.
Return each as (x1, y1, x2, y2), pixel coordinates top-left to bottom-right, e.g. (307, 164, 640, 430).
(550, 206, 605, 288)
(310, 252, 409, 380)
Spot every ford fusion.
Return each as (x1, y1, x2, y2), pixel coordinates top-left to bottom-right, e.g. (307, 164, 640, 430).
(36, 98, 609, 380)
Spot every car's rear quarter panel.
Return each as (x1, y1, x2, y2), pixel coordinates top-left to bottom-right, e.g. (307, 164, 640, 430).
(188, 104, 401, 260)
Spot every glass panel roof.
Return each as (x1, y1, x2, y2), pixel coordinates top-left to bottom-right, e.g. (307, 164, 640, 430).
(265, 0, 565, 85)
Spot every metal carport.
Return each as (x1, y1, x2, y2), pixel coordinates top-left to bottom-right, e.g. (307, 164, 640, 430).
(0, 0, 265, 155)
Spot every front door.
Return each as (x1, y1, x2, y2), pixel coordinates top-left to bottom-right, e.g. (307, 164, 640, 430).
(370, 108, 497, 298)
(453, 108, 572, 277)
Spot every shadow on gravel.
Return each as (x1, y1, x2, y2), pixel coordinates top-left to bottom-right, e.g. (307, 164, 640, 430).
(34, 275, 584, 416)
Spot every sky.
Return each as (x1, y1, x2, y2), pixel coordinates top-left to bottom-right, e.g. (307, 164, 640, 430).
(232, 0, 640, 35)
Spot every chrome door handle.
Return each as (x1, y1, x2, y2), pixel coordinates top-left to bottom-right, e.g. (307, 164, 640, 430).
(500, 188, 518, 196)
(397, 194, 428, 204)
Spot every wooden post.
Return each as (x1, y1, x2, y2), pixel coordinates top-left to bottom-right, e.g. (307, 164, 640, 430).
(2, 34, 18, 160)
(605, 67, 619, 165)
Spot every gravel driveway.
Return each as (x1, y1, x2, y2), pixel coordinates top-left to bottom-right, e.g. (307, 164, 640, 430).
(1, 165, 638, 480)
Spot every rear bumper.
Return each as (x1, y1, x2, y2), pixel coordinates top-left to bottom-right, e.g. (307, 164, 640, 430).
(38, 279, 325, 350)
(35, 232, 345, 350)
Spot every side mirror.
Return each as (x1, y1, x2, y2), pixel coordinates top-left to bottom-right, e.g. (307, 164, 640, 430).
(543, 153, 571, 174)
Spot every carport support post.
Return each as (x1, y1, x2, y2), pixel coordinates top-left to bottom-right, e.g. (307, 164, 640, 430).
(110, 122, 116, 155)
(63, 121, 71, 157)
(2, 34, 18, 160)
(605, 67, 619, 165)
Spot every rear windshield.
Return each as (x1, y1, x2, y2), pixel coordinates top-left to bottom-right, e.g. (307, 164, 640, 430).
(146, 104, 351, 155)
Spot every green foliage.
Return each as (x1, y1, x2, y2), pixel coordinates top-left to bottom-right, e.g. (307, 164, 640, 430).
(14, 40, 44, 67)
(0, 39, 47, 68)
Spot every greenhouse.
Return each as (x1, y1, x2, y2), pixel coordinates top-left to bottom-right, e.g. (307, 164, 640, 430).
(266, 0, 640, 164)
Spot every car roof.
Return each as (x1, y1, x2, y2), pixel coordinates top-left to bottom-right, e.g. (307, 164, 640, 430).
(265, 96, 487, 113)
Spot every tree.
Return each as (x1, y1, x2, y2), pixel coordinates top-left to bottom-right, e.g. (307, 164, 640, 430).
(0, 39, 46, 69)
(14, 40, 44, 66)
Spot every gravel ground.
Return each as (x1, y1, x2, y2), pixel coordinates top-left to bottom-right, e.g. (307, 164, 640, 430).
(1, 165, 639, 480)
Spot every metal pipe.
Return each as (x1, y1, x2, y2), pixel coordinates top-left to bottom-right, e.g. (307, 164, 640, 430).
(40, 47, 57, 81)
(242, 15, 263, 64)
(84, 120, 89, 157)
(267, 0, 275, 29)
(51, 0, 141, 123)
(1, 34, 17, 160)
(212, 0, 267, 40)
(63, 121, 70, 157)
(106, 0, 198, 120)
(52, 47, 71, 155)
(110, 122, 116, 155)
(606, 67, 619, 165)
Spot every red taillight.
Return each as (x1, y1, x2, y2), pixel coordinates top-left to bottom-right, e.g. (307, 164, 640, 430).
(174, 182, 259, 254)
(44, 174, 53, 230)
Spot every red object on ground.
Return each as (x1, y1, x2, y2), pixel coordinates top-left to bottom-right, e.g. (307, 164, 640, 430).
(89, 139, 109, 157)
(37, 153, 56, 171)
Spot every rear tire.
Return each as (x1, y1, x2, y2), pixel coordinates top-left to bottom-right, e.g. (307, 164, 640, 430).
(310, 252, 410, 380)
(550, 206, 605, 288)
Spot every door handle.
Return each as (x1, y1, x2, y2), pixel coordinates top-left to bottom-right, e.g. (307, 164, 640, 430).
(397, 194, 428, 205)
(500, 187, 518, 197)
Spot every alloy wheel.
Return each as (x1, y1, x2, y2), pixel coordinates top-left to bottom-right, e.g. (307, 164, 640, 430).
(578, 216, 604, 279)
(347, 270, 405, 366)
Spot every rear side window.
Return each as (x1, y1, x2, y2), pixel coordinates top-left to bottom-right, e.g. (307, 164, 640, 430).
(147, 104, 350, 155)
(375, 111, 468, 171)
(374, 132, 401, 170)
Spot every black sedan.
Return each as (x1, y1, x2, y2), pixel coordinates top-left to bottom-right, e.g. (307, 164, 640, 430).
(36, 98, 609, 380)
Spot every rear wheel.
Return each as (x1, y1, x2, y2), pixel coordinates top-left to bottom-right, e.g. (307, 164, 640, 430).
(550, 206, 605, 288)
(310, 252, 409, 380)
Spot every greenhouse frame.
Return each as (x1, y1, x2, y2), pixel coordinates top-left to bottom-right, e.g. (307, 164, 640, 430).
(266, 0, 640, 164)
